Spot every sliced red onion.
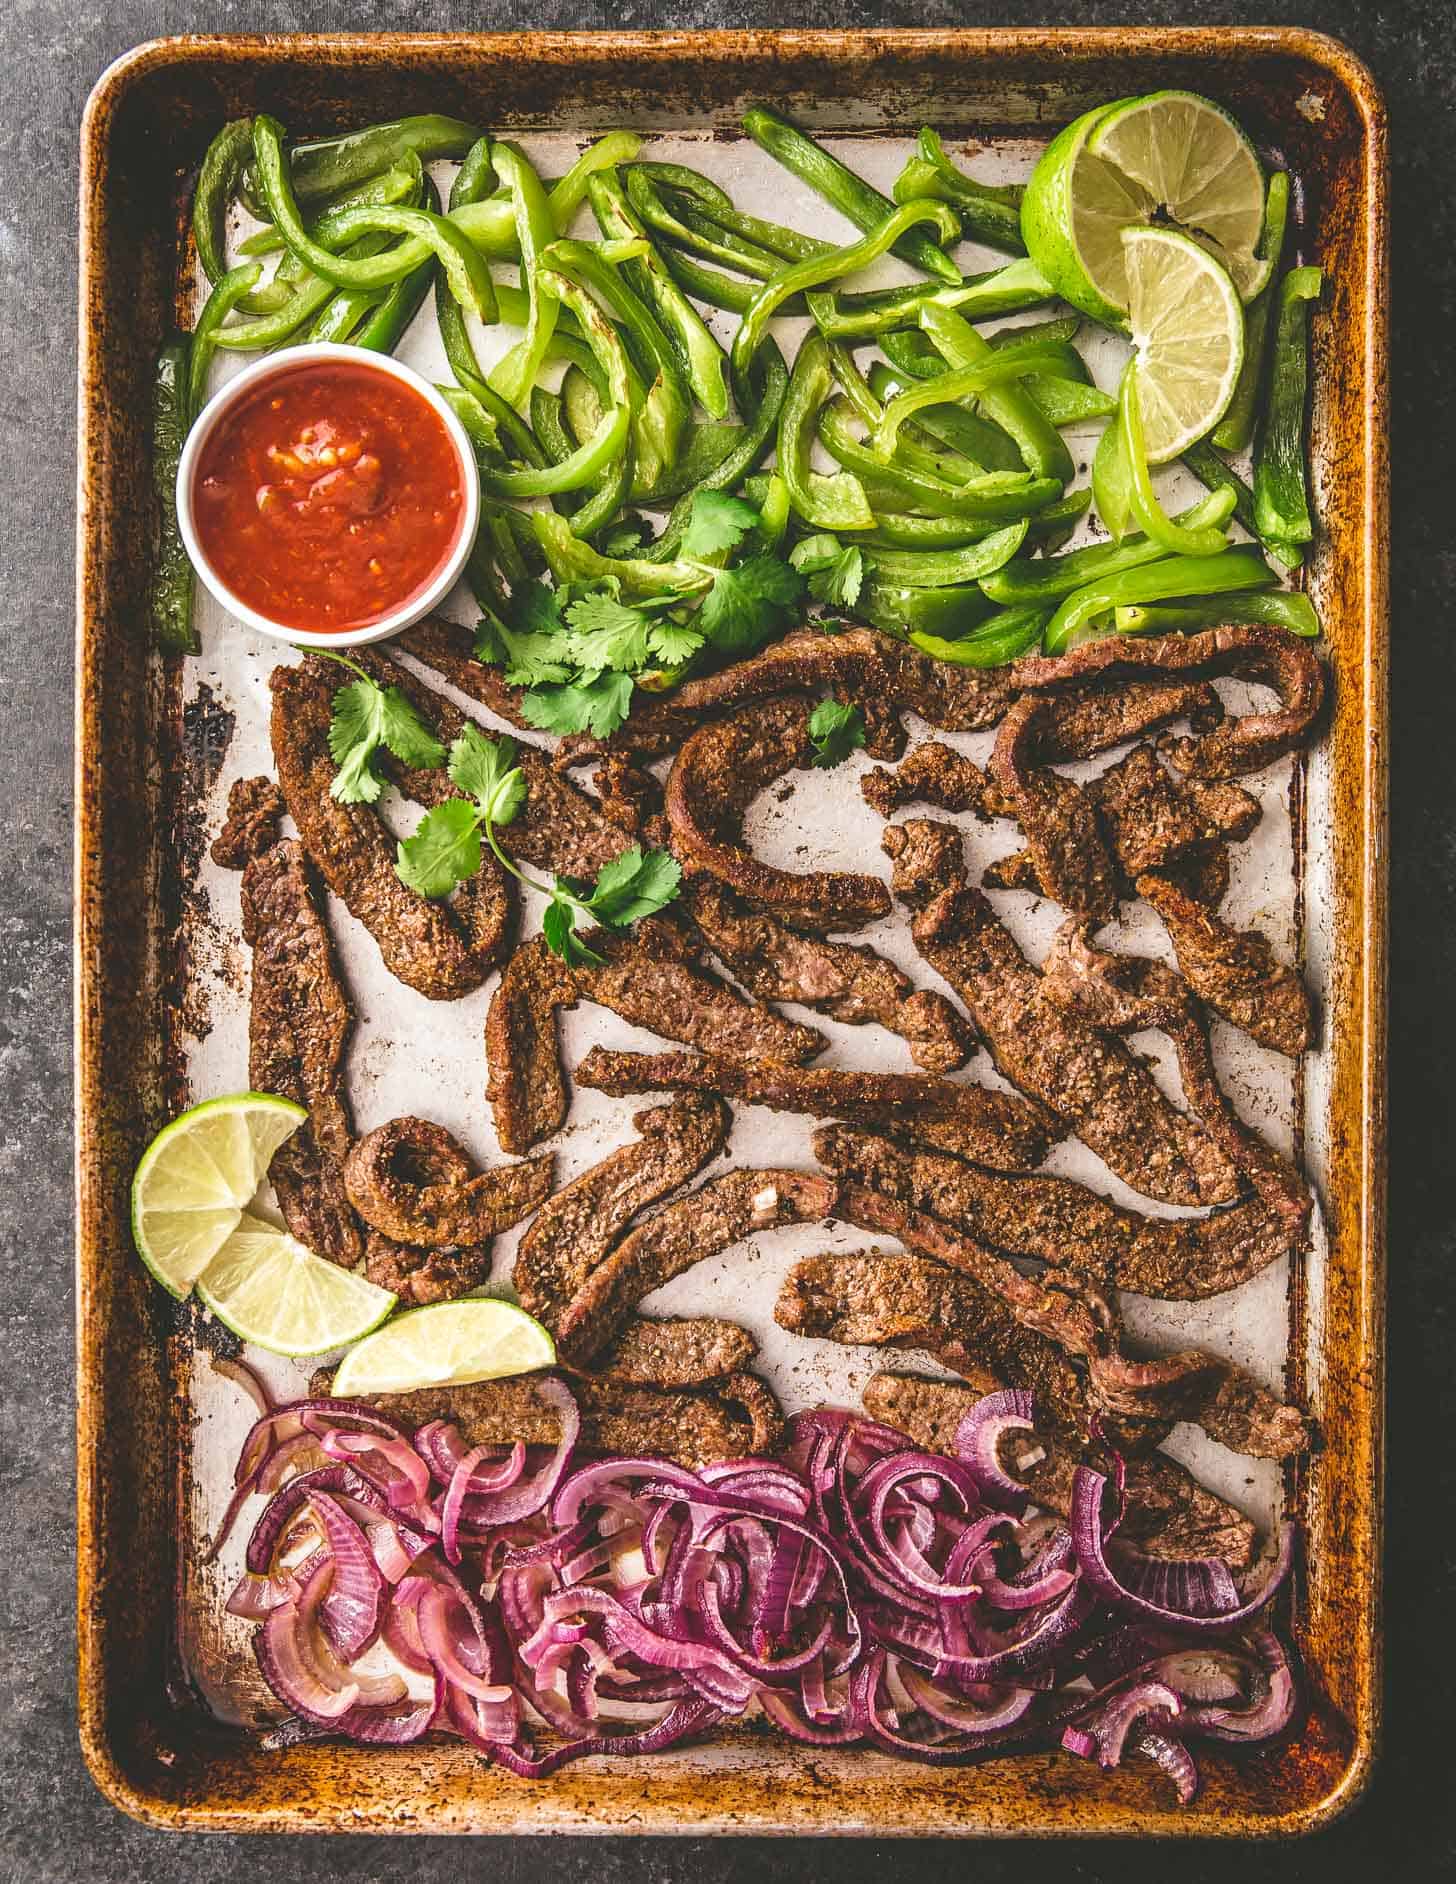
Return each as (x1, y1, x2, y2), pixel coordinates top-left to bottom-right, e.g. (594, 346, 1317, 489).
(307, 1492, 384, 1660)
(759, 1687, 862, 1745)
(1113, 1553, 1240, 1619)
(210, 1353, 273, 1416)
(899, 1666, 1038, 1736)
(1069, 1679, 1182, 1769)
(953, 1390, 1038, 1514)
(1184, 1629, 1296, 1743)
(414, 1584, 514, 1704)
(319, 1428, 433, 1515)
(1133, 1727, 1200, 1803)
(253, 1560, 403, 1726)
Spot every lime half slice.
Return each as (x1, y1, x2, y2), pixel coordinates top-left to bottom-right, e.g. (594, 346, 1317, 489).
(196, 1213, 398, 1357)
(332, 1298, 556, 1398)
(1123, 225, 1245, 461)
(130, 1092, 307, 1298)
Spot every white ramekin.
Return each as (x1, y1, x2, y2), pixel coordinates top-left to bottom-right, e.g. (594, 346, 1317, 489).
(175, 341, 480, 649)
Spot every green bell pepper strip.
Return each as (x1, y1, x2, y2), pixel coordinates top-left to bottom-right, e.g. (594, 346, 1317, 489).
(980, 489, 1237, 605)
(1180, 439, 1302, 573)
(148, 336, 198, 654)
(638, 162, 834, 264)
(437, 385, 503, 457)
(533, 509, 710, 601)
(864, 523, 1029, 589)
(666, 201, 797, 280)
(858, 580, 996, 641)
(531, 385, 584, 513)
(252, 117, 496, 317)
(308, 285, 383, 343)
(485, 142, 559, 407)
(1024, 376, 1117, 427)
(732, 199, 960, 382)
(819, 400, 1060, 523)
(805, 256, 1053, 340)
(1114, 589, 1320, 638)
(656, 245, 763, 314)
(588, 170, 730, 419)
(830, 346, 988, 490)
(623, 166, 779, 279)
(188, 262, 264, 414)
(240, 114, 481, 212)
(743, 104, 962, 284)
(633, 423, 744, 506)
(867, 362, 1023, 473)
(1119, 369, 1232, 558)
(909, 604, 1051, 667)
(918, 302, 1075, 485)
(350, 175, 442, 353)
(757, 473, 792, 550)
(548, 132, 644, 226)
(212, 232, 396, 351)
(1042, 547, 1274, 656)
(891, 128, 1025, 254)
(779, 335, 877, 532)
(1213, 172, 1292, 453)
(1253, 265, 1323, 550)
(876, 345, 1074, 457)
(863, 513, 1006, 550)
(1092, 420, 1137, 541)
(192, 118, 255, 285)
(236, 157, 427, 316)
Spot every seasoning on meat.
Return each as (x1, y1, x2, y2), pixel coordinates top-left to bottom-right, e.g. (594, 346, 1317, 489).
(592, 1316, 757, 1387)
(861, 741, 1009, 821)
(343, 1115, 552, 1246)
(1090, 745, 1260, 881)
(270, 658, 504, 1000)
(211, 774, 285, 869)
(238, 837, 361, 1267)
(666, 694, 892, 933)
(575, 1045, 1060, 1171)
(989, 694, 1121, 922)
(1086, 1351, 1310, 1459)
(715, 1372, 786, 1454)
(885, 820, 1239, 1206)
(1138, 870, 1314, 1056)
(555, 1168, 838, 1363)
(393, 612, 537, 732)
(687, 877, 975, 1073)
(485, 937, 576, 1154)
(514, 1097, 729, 1329)
(860, 1373, 1256, 1570)
(363, 1228, 491, 1306)
(815, 1123, 1299, 1304)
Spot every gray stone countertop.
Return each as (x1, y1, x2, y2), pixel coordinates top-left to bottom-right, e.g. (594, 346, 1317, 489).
(2, 2, 1450, 1878)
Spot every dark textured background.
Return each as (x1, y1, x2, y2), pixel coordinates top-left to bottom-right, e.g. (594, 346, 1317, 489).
(5, 2, 1450, 1876)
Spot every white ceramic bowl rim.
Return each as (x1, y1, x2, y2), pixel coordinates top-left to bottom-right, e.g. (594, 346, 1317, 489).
(174, 340, 481, 649)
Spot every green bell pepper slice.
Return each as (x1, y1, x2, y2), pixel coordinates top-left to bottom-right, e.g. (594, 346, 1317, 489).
(242, 113, 480, 209)
(1213, 172, 1291, 453)
(806, 256, 1053, 341)
(1119, 368, 1233, 559)
(1042, 547, 1274, 655)
(188, 262, 263, 414)
(1253, 265, 1322, 551)
(486, 142, 560, 408)
(779, 334, 877, 532)
(858, 580, 996, 641)
(918, 302, 1074, 484)
(864, 522, 1029, 588)
(1114, 588, 1320, 638)
(980, 490, 1236, 605)
(819, 399, 1060, 523)
(148, 336, 197, 653)
(909, 604, 1051, 666)
(891, 128, 1025, 254)
(876, 345, 1075, 456)
(192, 118, 255, 285)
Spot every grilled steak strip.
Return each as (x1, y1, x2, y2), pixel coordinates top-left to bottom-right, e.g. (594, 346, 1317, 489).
(1137, 871, 1314, 1056)
(687, 877, 974, 1074)
(575, 1045, 1060, 1172)
(343, 1116, 552, 1247)
(1090, 745, 1260, 880)
(815, 1124, 1298, 1304)
(212, 774, 286, 869)
(237, 836, 362, 1268)
(990, 694, 1121, 922)
(594, 1316, 757, 1387)
(835, 1180, 1114, 1358)
(666, 694, 893, 933)
(1086, 1350, 1310, 1458)
(363, 1228, 491, 1306)
(270, 660, 504, 1000)
(555, 1168, 838, 1362)
(514, 1097, 730, 1329)
(1013, 623, 1325, 781)
(860, 1374, 1256, 1570)
(861, 740, 1008, 821)
(884, 820, 1239, 1207)
(485, 938, 575, 1154)
(348, 1373, 772, 1469)
(393, 613, 537, 731)
(715, 1372, 786, 1454)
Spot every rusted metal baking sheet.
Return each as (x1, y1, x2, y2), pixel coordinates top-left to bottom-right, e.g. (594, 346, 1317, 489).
(76, 28, 1387, 1836)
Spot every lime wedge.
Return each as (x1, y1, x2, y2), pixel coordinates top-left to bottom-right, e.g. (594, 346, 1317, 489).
(197, 1213, 398, 1356)
(332, 1298, 556, 1398)
(1123, 226, 1244, 461)
(130, 1092, 307, 1298)
(1021, 90, 1267, 321)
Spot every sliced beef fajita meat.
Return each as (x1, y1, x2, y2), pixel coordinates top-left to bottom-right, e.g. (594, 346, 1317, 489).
(592, 1316, 757, 1387)
(1091, 745, 1260, 881)
(362, 1228, 491, 1306)
(666, 694, 892, 933)
(1137, 871, 1314, 1056)
(586, 750, 670, 848)
(1087, 1351, 1309, 1459)
(514, 1097, 730, 1329)
(392, 613, 537, 732)
(1013, 623, 1325, 781)
(575, 1045, 1060, 1172)
(343, 1116, 552, 1246)
(686, 877, 974, 1074)
(212, 775, 285, 869)
(347, 1372, 775, 1468)
(485, 938, 575, 1154)
(715, 1372, 786, 1455)
(814, 1124, 1299, 1303)
(237, 835, 362, 1267)
(270, 659, 505, 1000)
(859, 1373, 1257, 1569)
(554, 1168, 838, 1363)
(861, 741, 1008, 821)
(989, 694, 1121, 922)
(884, 820, 1239, 1207)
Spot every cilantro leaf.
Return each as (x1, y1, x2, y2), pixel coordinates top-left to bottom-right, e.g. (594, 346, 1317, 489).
(521, 671, 635, 740)
(509, 579, 566, 639)
(473, 612, 574, 688)
(696, 552, 803, 653)
(396, 800, 483, 899)
(678, 490, 760, 561)
(646, 616, 706, 668)
(597, 518, 649, 557)
(447, 725, 526, 828)
(586, 846, 683, 927)
(791, 534, 864, 609)
(327, 677, 445, 804)
(807, 697, 867, 770)
(563, 590, 653, 673)
(542, 895, 605, 967)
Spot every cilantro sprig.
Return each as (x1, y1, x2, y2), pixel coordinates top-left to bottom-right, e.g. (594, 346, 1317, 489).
(316, 650, 447, 805)
(791, 534, 865, 610)
(807, 697, 868, 769)
(396, 725, 681, 966)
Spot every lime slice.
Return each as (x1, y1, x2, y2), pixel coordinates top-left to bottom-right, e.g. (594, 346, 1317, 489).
(1021, 90, 1267, 321)
(332, 1298, 556, 1398)
(131, 1092, 307, 1298)
(1123, 226, 1244, 461)
(197, 1213, 398, 1356)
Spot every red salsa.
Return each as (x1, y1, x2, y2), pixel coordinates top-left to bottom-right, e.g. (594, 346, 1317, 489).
(191, 360, 468, 633)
